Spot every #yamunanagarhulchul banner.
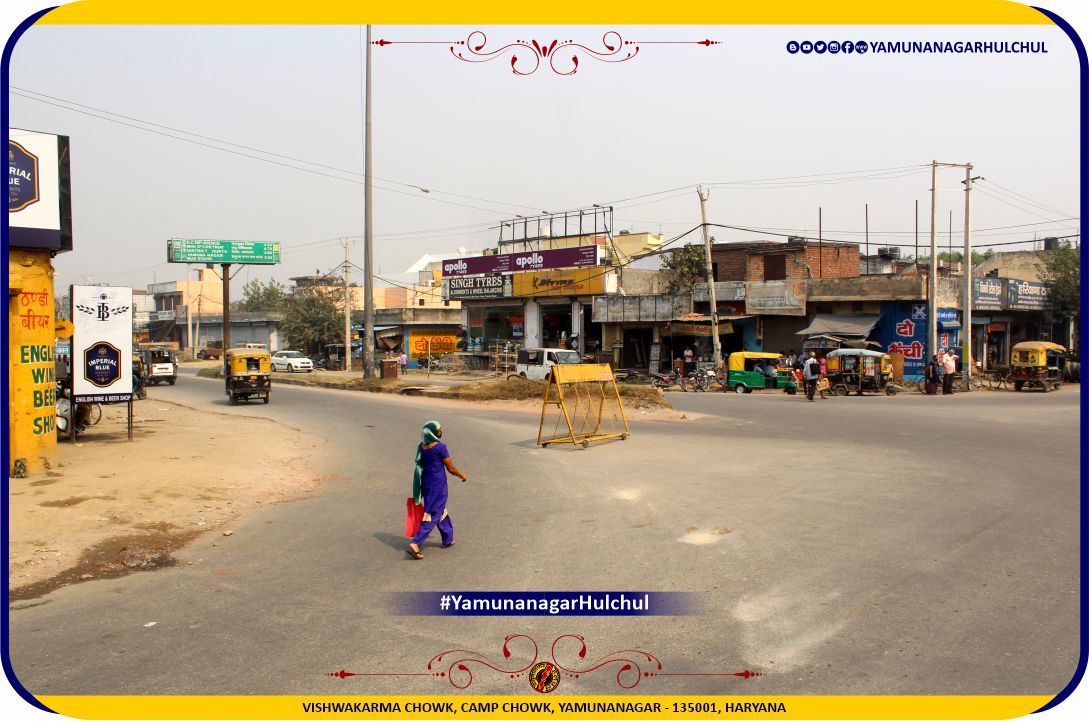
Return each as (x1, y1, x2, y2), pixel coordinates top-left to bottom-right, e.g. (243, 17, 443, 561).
(512, 268, 607, 298)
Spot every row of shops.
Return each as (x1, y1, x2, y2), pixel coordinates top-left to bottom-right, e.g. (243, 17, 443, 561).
(449, 273, 1072, 380)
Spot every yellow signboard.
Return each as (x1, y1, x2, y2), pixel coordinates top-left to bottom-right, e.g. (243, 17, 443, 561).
(407, 327, 458, 361)
(513, 268, 605, 298)
(551, 363, 616, 384)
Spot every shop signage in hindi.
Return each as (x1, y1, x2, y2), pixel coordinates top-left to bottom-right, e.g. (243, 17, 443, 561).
(71, 285, 133, 402)
(441, 246, 598, 277)
(744, 280, 807, 316)
(973, 277, 1004, 311)
(445, 273, 513, 300)
(1006, 279, 1051, 310)
(693, 281, 746, 302)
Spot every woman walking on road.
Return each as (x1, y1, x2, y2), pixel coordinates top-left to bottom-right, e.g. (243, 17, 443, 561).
(408, 420, 468, 560)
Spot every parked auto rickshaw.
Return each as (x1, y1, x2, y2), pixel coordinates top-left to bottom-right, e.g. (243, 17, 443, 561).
(825, 349, 896, 396)
(224, 348, 272, 405)
(131, 353, 147, 399)
(1010, 341, 1066, 392)
(719, 352, 798, 394)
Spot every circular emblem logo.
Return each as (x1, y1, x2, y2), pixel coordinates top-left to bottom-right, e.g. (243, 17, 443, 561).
(786, 40, 800, 54)
(529, 662, 560, 693)
(855, 40, 869, 54)
(814, 41, 827, 54)
(800, 40, 813, 54)
(828, 41, 841, 54)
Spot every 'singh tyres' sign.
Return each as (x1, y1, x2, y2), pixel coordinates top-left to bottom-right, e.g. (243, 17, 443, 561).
(71, 285, 134, 402)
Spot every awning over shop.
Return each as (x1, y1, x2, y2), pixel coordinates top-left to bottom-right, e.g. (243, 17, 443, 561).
(938, 320, 961, 330)
(667, 314, 752, 336)
(796, 314, 880, 337)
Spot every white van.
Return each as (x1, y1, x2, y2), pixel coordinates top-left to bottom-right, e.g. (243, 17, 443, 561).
(515, 348, 581, 380)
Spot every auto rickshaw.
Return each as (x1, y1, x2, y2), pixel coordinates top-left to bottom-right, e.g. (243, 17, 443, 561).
(132, 353, 147, 400)
(719, 351, 798, 394)
(1010, 341, 1066, 392)
(224, 348, 272, 405)
(825, 349, 896, 396)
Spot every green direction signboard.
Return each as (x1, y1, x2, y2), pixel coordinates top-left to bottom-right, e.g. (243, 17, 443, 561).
(167, 238, 280, 265)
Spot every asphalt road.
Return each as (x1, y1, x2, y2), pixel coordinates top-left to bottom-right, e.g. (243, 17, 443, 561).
(8, 372, 1081, 697)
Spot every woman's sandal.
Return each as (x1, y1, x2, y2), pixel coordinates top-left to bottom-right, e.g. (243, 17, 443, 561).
(441, 541, 456, 549)
(407, 544, 423, 560)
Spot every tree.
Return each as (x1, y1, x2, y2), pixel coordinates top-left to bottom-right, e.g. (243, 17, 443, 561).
(1038, 242, 1080, 320)
(279, 289, 343, 355)
(238, 279, 287, 312)
(662, 244, 708, 294)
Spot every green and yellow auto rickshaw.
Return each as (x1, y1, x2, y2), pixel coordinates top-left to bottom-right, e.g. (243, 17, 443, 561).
(1010, 341, 1066, 392)
(719, 352, 798, 394)
(224, 348, 272, 405)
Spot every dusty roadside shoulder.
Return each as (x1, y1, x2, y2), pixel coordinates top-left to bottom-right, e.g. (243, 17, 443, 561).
(8, 398, 324, 603)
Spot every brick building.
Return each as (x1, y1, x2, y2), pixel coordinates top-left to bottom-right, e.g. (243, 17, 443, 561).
(710, 238, 860, 282)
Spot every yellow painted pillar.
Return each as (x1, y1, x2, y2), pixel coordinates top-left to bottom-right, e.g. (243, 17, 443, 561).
(8, 248, 57, 476)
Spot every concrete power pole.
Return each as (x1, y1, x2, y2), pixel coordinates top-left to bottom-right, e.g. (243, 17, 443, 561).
(344, 239, 352, 372)
(962, 165, 980, 380)
(928, 161, 939, 360)
(186, 264, 193, 359)
(696, 186, 722, 370)
(362, 24, 376, 378)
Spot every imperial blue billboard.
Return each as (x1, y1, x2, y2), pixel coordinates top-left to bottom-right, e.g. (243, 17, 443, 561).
(7, 130, 73, 252)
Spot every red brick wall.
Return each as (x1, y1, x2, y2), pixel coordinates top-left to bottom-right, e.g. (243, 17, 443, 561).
(711, 244, 860, 281)
(806, 245, 859, 278)
(710, 247, 749, 281)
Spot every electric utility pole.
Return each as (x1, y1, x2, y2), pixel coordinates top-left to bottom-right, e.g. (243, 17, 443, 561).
(697, 186, 722, 370)
(928, 160, 973, 363)
(962, 166, 981, 380)
(344, 239, 352, 372)
(362, 24, 376, 378)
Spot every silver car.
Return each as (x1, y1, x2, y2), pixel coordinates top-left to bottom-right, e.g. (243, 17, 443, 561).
(271, 350, 314, 373)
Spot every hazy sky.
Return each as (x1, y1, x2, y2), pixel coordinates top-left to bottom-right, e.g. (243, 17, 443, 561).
(4, 5, 1085, 299)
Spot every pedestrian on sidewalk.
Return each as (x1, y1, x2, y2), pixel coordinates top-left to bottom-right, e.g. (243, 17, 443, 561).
(942, 349, 957, 395)
(925, 355, 940, 395)
(399, 350, 408, 375)
(803, 351, 821, 401)
(408, 420, 468, 560)
(683, 346, 695, 375)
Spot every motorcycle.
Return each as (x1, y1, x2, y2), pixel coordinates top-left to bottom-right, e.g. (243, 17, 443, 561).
(55, 381, 101, 437)
(650, 369, 687, 391)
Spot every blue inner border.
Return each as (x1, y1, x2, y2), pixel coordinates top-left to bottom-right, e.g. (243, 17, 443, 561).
(1031, 4, 1089, 714)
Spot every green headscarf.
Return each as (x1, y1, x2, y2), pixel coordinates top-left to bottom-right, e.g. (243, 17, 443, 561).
(412, 420, 442, 504)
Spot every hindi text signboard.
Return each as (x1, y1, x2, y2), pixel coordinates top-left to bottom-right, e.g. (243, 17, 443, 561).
(168, 239, 280, 265)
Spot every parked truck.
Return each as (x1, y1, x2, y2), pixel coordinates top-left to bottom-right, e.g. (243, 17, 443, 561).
(198, 341, 224, 360)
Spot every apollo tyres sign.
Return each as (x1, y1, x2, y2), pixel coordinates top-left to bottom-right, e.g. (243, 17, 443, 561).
(441, 246, 599, 277)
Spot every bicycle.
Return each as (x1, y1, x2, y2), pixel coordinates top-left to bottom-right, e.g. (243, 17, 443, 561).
(985, 368, 1013, 391)
(956, 372, 985, 393)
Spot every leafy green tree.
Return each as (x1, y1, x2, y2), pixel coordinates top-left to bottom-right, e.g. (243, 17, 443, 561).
(279, 289, 343, 355)
(1039, 242, 1080, 320)
(662, 244, 708, 294)
(238, 279, 287, 312)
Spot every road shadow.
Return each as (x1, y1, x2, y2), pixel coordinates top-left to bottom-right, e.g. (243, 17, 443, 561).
(373, 531, 450, 553)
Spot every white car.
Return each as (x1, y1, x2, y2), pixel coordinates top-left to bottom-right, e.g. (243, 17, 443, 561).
(272, 350, 313, 373)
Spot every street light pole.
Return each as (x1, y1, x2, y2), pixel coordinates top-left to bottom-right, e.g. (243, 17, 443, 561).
(363, 24, 376, 378)
(928, 161, 938, 361)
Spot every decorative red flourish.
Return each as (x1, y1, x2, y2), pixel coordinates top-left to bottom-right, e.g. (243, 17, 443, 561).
(328, 634, 759, 689)
(373, 31, 719, 76)
(426, 634, 539, 689)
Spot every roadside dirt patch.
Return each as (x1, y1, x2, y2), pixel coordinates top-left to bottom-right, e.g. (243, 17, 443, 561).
(443, 376, 674, 410)
(8, 399, 322, 600)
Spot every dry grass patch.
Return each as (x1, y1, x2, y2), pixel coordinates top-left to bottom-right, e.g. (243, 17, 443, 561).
(446, 377, 672, 409)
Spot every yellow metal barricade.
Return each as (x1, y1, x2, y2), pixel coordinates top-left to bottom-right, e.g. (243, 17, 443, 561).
(537, 364, 630, 448)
